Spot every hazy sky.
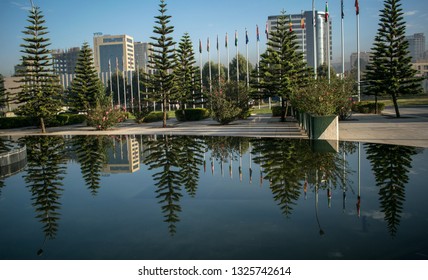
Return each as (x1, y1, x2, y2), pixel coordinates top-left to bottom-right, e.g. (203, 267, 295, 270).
(0, 0, 427, 76)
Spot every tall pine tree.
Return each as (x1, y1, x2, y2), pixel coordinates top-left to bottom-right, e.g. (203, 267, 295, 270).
(70, 42, 107, 113)
(150, 0, 177, 128)
(253, 11, 310, 121)
(365, 0, 423, 118)
(175, 33, 199, 109)
(17, 5, 62, 133)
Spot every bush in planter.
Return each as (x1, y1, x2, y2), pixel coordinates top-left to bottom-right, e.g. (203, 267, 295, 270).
(210, 93, 242, 125)
(352, 102, 385, 114)
(87, 106, 127, 130)
(175, 108, 210, 121)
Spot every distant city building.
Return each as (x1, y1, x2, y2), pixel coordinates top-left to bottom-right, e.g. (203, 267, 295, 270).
(412, 60, 428, 93)
(93, 34, 135, 74)
(52, 47, 81, 89)
(406, 33, 426, 62)
(134, 42, 153, 73)
(350, 52, 373, 71)
(268, 10, 332, 69)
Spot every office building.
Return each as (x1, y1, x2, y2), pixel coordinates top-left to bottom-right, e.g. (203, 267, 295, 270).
(267, 10, 332, 69)
(412, 60, 428, 93)
(102, 135, 140, 174)
(93, 34, 135, 73)
(350, 52, 373, 71)
(134, 42, 153, 72)
(52, 47, 81, 88)
(406, 33, 426, 62)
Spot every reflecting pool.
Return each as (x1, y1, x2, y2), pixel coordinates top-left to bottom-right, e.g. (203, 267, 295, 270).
(0, 135, 427, 260)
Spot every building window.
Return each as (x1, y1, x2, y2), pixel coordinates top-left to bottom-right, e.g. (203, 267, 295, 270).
(103, 37, 123, 43)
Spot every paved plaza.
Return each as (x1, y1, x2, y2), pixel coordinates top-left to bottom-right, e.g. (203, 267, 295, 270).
(1, 106, 428, 148)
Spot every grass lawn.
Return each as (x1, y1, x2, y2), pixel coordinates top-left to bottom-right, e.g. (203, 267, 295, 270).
(373, 96, 428, 107)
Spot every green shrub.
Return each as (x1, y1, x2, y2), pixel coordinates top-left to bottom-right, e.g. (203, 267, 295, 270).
(53, 114, 86, 126)
(352, 102, 385, 114)
(271, 106, 282, 117)
(142, 111, 166, 123)
(87, 106, 127, 130)
(0, 116, 38, 129)
(175, 108, 210, 121)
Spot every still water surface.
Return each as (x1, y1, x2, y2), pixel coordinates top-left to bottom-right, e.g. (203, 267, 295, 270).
(0, 135, 427, 260)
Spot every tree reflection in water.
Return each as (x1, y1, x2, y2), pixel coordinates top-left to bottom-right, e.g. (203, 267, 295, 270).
(22, 136, 66, 255)
(365, 143, 417, 237)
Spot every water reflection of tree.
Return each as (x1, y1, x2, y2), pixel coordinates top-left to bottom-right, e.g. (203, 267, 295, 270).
(142, 135, 206, 235)
(365, 143, 417, 237)
(22, 136, 66, 240)
(73, 135, 111, 196)
(205, 136, 250, 164)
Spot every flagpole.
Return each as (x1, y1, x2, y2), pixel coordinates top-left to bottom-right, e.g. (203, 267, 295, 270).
(341, 0, 345, 79)
(226, 33, 230, 83)
(199, 39, 204, 108)
(326, 2, 331, 84)
(257, 25, 261, 109)
(109, 59, 113, 108)
(246, 28, 249, 89)
(116, 57, 120, 107)
(136, 57, 141, 112)
(313, 0, 318, 79)
(235, 30, 239, 84)
(356, 1, 361, 102)
(122, 57, 127, 111)
(208, 38, 212, 94)
(217, 35, 221, 88)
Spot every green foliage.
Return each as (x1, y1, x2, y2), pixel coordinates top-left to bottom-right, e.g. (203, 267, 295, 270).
(175, 108, 210, 121)
(70, 43, 106, 113)
(0, 114, 85, 129)
(141, 111, 167, 123)
(365, 0, 423, 118)
(87, 106, 127, 130)
(210, 92, 242, 125)
(175, 33, 201, 108)
(252, 10, 310, 121)
(0, 74, 7, 110)
(150, 0, 177, 128)
(229, 53, 253, 83)
(271, 106, 283, 117)
(16, 6, 63, 133)
(352, 102, 385, 114)
(291, 76, 355, 116)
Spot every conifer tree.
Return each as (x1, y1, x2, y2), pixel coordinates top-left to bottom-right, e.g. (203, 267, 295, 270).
(365, 0, 423, 118)
(253, 11, 310, 121)
(175, 33, 199, 109)
(70, 42, 107, 113)
(17, 6, 62, 133)
(0, 74, 7, 111)
(150, 0, 177, 127)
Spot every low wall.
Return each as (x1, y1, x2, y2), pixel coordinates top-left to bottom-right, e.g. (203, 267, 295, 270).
(297, 112, 339, 141)
(0, 145, 27, 178)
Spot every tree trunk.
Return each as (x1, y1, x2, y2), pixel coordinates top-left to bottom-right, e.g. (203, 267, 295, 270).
(163, 98, 167, 128)
(281, 98, 286, 122)
(40, 117, 46, 134)
(392, 94, 401, 118)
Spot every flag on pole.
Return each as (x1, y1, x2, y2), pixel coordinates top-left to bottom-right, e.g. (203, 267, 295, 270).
(256, 25, 260, 41)
(235, 31, 238, 47)
(341, 0, 344, 19)
(199, 39, 202, 54)
(289, 15, 293, 32)
(301, 17, 305, 29)
(245, 29, 249, 44)
(207, 37, 210, 52)
(216, 35, 219, 51)
(355, 0, 359, 15)
(325, 2, 329, 22)
(225, 33, 228, 48)
(265, 22, 269, 40)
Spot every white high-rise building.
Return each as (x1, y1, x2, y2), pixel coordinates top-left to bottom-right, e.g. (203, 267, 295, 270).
(267, 10, 332, 69)
(93, 34, 135, 73)
(134, 42, 153, 72)
(406, 33, 426, 62)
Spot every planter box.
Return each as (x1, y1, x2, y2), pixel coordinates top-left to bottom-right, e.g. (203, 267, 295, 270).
(297, 112, 339, 141)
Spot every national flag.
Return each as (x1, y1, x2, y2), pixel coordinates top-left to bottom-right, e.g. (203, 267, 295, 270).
(235, 31, 238, 47)
(245, 29, 249, 45)
(216, 35, 219, 51)
(301, 17, 305, 29)
(225, 33, 228, 48)
(355, 0, 359, 15)
(265, 22, 269, 40)
(256, 25, 260, 42)
(289, 15, 293, 32)
(325, 2, 329, 22)
(199, 39, 202, 54)
(341, 0, 344, 19)
(207, 37, 210, 52)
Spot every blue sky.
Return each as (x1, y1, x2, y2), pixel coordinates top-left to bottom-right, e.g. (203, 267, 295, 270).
(0, 0, 427, 76)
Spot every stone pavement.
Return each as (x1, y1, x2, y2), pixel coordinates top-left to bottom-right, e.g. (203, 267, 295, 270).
(1, 106, 428, 148)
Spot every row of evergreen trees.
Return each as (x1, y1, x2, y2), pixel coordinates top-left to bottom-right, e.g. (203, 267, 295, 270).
(9, 0, 423, 132)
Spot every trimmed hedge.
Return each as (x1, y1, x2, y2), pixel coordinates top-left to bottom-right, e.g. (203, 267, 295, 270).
(271, 106, 293, 117)
(142, 111, 167, 123)
(175, 108, 210, 121)
(352, 102, 385, 114)
(0, 114, 86, 129)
